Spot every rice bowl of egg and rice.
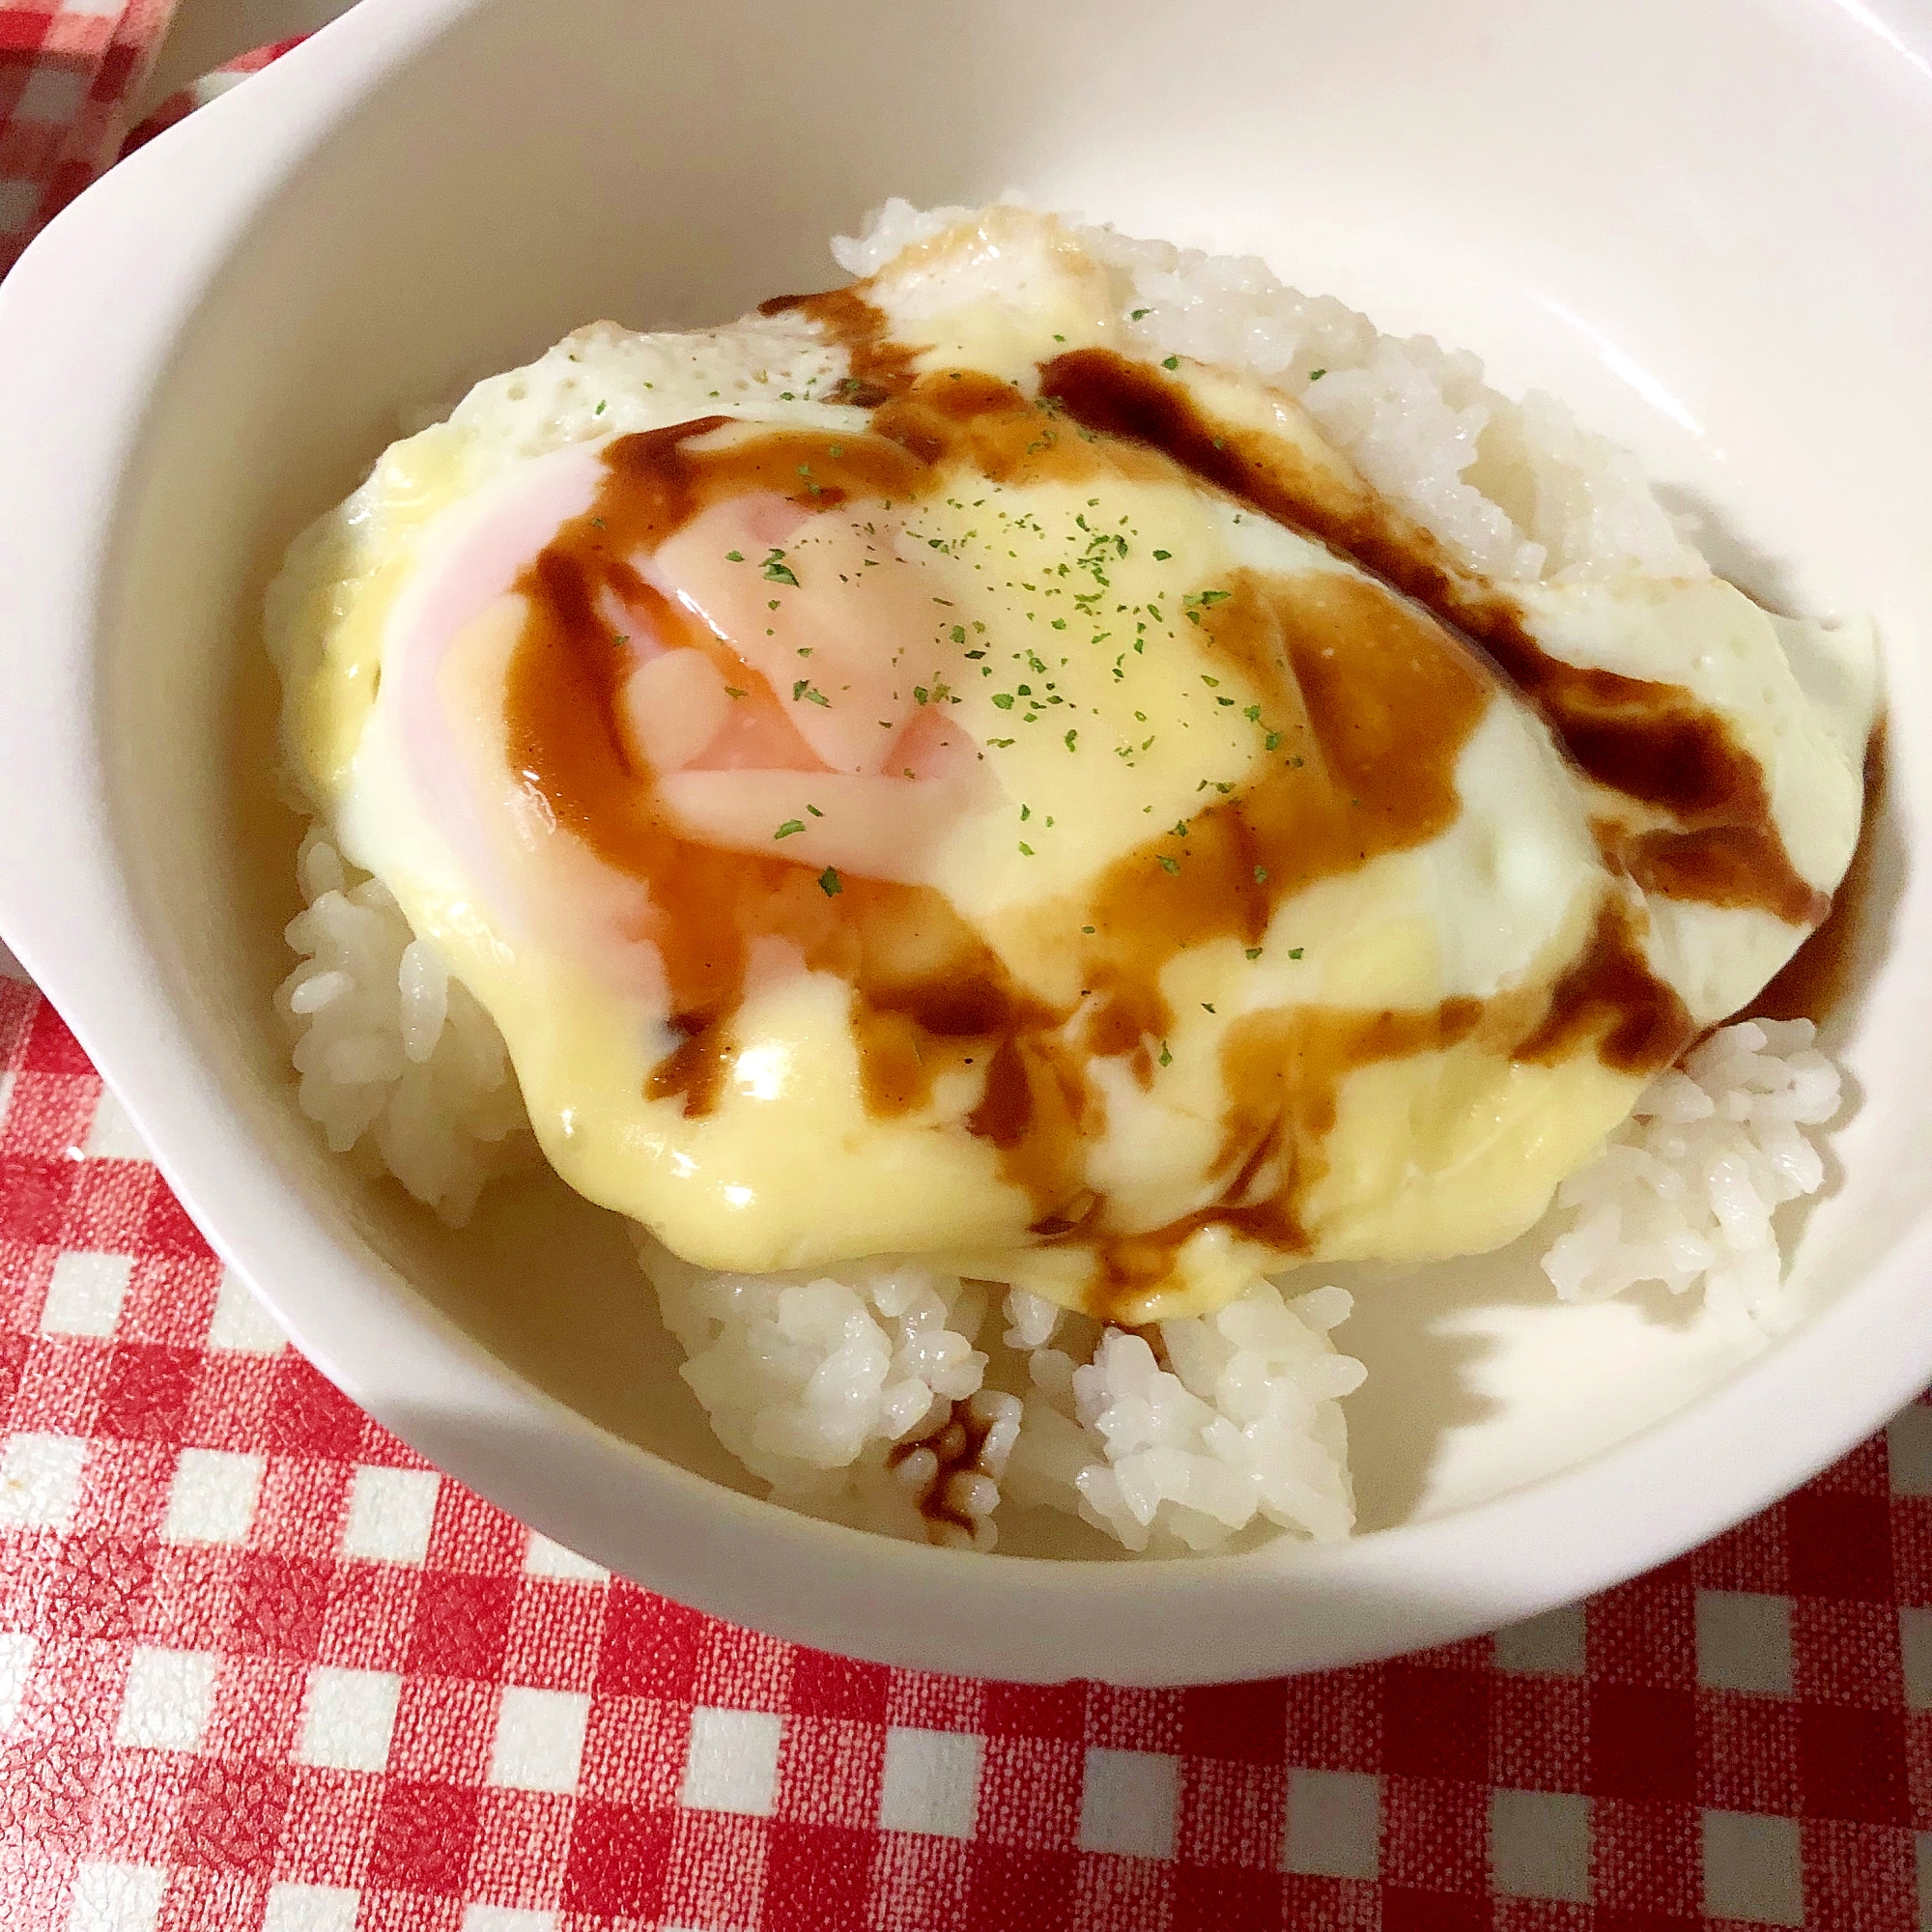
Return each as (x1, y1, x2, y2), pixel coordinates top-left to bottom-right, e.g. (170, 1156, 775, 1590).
(265, 201, 1876, 1562)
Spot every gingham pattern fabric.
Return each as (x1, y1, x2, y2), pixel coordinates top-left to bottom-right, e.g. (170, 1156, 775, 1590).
(0, 0, 177, 274)
(6, 976, 1932, 1931)
(7, 24, 1932, 1929)
(116, 33, 301, 161)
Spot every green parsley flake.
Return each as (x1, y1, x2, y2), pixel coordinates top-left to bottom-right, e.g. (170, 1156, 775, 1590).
(818, 867, 842, 896)
(1289, 948, 1304, 959)
(1151, 550, 1172, 561)
(725, 550, 744, 562)
(1254, 865, 1268, 883)
(793, 680, 829, 706)
(1130, 307, 1151, 320)
(762, 550, 800, 586)
(1161, 355, 1179, 371)
(1158, 1041, 1173, 1067)
(724, 686, 748, 699)
(1018, 841, 1035, 856)
(774, 820, 805, 839)
(1157, 855, 1180, 874)
(807, 805, 823, 817)
(1065, 729, 1078, 752)
(1308, 368, 1327, 381)
(991, 693, 1016, 710)
(1245, 947, 1263, 960)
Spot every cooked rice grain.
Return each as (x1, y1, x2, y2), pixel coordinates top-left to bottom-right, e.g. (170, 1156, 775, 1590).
(837, 199, 1706, 585)
(1542, 1018, 1840, 1331)
(1001, 1284, 1363, 1552)
(277, 831, 533, 1224)
(633, 1248, 1364, 1554)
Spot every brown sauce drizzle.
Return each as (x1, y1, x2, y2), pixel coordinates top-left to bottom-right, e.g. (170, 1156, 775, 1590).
(499, 295, 1837, 1312)
(757, 288, 922, 407)
(887, 1397, 1000, 1543)
(1036, 350, 1826, 929)
(1515, 905, 1693, 1069)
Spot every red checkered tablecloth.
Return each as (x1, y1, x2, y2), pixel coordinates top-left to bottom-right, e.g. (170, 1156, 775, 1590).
(0, 0, 175, 274)
(5, 16, 1932, 1929)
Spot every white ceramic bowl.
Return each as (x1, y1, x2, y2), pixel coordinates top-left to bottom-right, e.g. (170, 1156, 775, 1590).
(1, 0, 1928, 1685)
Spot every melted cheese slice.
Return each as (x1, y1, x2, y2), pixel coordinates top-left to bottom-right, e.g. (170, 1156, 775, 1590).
(270, 210, 1877, 1322)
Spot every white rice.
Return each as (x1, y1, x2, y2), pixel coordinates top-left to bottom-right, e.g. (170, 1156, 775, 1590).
(637, 1239, 1361, 1554)
(276, 828, 533, 1225)
(276, 204, 1841, 1555)
(640, 1244, 1009, 1546)
(999, 1283, 1363, 1552)
(835, 199, 1707, 586)
(1541, 1018, 1841, 1332)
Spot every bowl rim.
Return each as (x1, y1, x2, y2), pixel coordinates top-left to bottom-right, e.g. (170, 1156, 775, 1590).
(2, 0, 1930, 1684)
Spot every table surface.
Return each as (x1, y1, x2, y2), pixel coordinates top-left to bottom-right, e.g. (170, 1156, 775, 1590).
(5, 10, 1932, 1929)
(133, 0, 350, 118)
(7, 973, 1931, 1930)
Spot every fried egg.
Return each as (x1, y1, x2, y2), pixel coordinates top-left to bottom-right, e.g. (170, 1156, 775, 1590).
(270, 209, 1877, 1322)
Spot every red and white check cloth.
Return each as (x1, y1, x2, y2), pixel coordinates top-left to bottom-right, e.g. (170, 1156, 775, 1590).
(0, 0, 175, 274)
(6, 16, 1932, 1929)
(7, 972, 1930, 1932)
(8, 986, 1932, 1932)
